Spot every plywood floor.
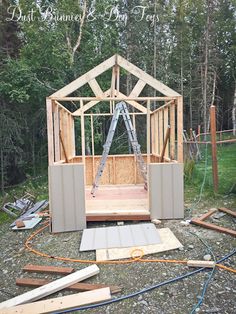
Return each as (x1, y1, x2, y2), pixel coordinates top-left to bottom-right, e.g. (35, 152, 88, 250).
(85, 185, 149, 215)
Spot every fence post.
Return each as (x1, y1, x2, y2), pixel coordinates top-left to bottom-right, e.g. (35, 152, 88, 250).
(210, 105, 219, 192)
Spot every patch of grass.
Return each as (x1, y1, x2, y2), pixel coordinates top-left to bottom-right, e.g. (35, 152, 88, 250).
(188, 143, 236, 195)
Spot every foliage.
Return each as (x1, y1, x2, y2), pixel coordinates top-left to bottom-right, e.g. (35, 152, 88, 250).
(0, 0, 236, 190)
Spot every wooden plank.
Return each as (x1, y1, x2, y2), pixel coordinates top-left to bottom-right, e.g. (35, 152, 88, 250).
(177, 96, 183, 162)
(218, 207, 236, 218)
(129, 79, 146, 97)
(52, 96, 177, 101)
(164, 106, 169, 158)
(0, 265, 100, 310)
(46, 98, 54, 165)
(50, 55, 116, 97)
(86, 214, 150, 222)
(115, 65, 120, 95)
(155, 112, 159, 154)
(160, 126, 171, 162)
(1, 288, 111, 314)
(117, 90, 148, 113)
(91, 115, 95, 181)
(96, 228, 183, 261)
(89, 78, 104, 96)
(55, 100, 72, 115)
(187, 260, 215, 268)
(70, 115, 76, 157)
(59, 130, 68, 163)
(72, 89, 111, 116)
(170, 101, 175, 160)
(117, 55, 180, 97)
(198, 208, 218, 221)
(53, 102, 60, 161)
(159, 109, 163, 154)
(191, 219, 236, 237)
(147, 100, 151, 164)
(210, 105, 219, 191)
(80, 100, 86, 164)
(22, 264, 74, 275)
(16, 278, 122, 294)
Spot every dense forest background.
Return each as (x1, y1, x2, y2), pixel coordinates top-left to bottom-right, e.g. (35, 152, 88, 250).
(0, 0, 235, 192)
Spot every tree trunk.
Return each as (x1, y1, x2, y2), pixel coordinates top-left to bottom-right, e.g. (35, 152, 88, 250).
(203, 3, 210, 136)
(233, 84, 236, 135)
(1, 147, 4, 194)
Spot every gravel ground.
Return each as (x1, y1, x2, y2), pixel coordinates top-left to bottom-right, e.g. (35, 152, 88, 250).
(0, 197, 235, 314)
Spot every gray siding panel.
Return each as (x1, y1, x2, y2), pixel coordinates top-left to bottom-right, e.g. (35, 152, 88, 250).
(49, 164, 86, 233)
(149, 163, 184, 219)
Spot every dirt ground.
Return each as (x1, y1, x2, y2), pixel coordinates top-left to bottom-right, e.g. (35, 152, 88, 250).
(0, 196, 235, 314)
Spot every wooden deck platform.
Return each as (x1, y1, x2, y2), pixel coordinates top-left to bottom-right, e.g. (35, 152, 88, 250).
(85, 185, 150, 221)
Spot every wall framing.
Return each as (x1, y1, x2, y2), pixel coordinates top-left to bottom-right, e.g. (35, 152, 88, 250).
(47, 55, 184, 232)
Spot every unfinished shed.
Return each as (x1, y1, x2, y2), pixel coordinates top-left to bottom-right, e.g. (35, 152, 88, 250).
(47, 54, 184, 233)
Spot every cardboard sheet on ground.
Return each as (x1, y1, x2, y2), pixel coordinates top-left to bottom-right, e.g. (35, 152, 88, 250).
(80, 223, 161, 251)
(96, 228, 183, 261)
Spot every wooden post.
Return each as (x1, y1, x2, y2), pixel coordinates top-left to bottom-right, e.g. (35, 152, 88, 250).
(210, 105, 218, 192)
(159, 110, 163, 158)
(197, 125, 201, 142)
(177, 96, 183, 162)
(91, 115, 95, 180)
(147, 100, 151, 164)
(132, 114, 137, 184)
(170, 101, 175, 160)
(46, 98, 54, 165)
(80, 100, 86, 164)
(53, 102, 60, 162)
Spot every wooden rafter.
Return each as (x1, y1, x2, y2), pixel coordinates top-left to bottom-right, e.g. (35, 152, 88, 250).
(88, 78, 104, 97)
(117, 55, 180, 97)
(50, 55, 116, 97)
(50, 54, 180, 99)
(72, 89, 111, 116)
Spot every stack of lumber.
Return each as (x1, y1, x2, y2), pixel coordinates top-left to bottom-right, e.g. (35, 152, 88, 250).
(0, 264, 121, 313)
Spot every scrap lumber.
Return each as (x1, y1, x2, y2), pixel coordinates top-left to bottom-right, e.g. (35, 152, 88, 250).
(22, 264, 74, 275)
(218, 207, 236, 218)
(187, 260, 215, 268)
(190, 219, 236, 237)
(16, 278, 122, 294)
(0, 264, 99, 309)
(1, 287, 111, 314)
(191, 207, 236, 237)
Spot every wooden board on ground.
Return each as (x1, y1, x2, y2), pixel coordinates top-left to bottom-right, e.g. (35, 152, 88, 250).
(96, 228, 183, 261)
(1, 288, 111, 314)
(16, 278, 121, 294)
(22, 264, 74, 275)
(12, 217, 42, 230)
(0, 265, 99, 309)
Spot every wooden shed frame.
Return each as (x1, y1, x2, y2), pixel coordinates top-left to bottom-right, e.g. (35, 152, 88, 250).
(47, 55, 184, 232)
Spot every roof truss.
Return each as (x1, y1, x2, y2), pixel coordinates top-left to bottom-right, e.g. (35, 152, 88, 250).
(50, 54, 180, 114)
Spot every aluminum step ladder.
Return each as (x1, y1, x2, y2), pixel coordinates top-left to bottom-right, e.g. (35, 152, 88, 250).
(91, 101, 147, 196)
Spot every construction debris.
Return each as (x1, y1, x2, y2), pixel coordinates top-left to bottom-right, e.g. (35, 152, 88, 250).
(2, 193, 35, 217)
(187, 260, 215, 268)
(22, 264, 75, 275)
(191, 207, 236, 237)
(0, 264, 100, 309)
(1, 288, 111, 314)
(16, 278, 122, 295)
